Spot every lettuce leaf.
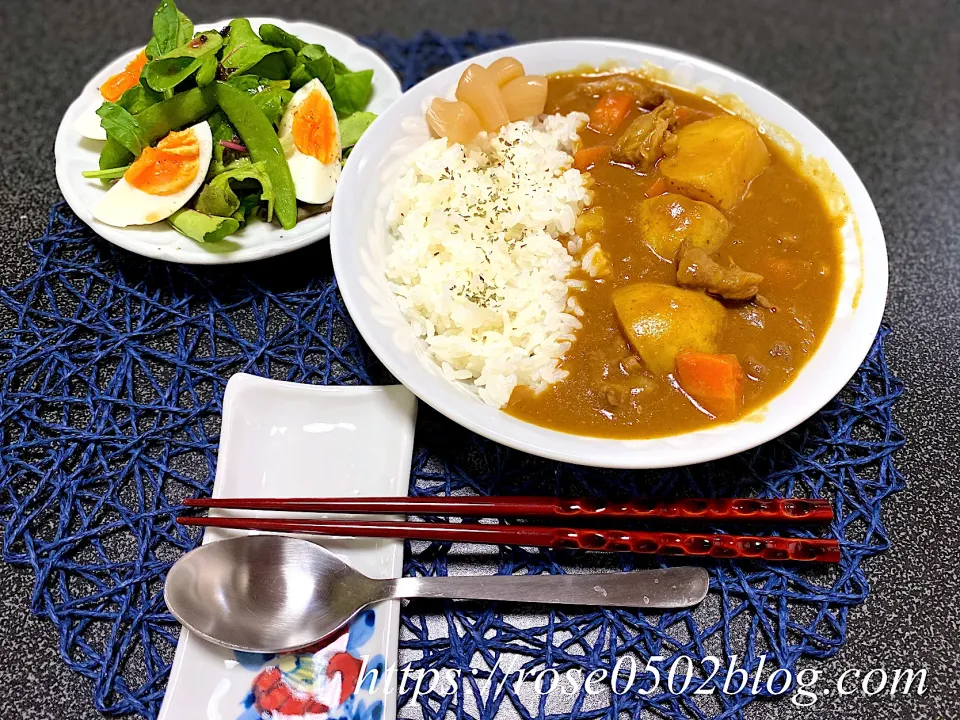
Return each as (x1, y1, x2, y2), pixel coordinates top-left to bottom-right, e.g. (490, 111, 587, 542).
(195, 162, 274, 221)
(338, 111, 377, 149)
(169, 209, 240, 243)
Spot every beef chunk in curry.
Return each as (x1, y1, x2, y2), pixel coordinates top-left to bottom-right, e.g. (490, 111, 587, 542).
(508, 71, 842, 439)
(612, 100, 678, 170)
(675, 245, 764, 301)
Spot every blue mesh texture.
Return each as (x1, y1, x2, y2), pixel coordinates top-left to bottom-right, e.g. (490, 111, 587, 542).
(0, 31, 903, 720)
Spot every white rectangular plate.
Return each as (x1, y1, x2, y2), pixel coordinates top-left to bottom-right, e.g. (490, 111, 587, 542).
(159, 374, 417, 720)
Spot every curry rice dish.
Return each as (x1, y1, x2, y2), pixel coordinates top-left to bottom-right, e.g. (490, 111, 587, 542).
(390, 61, 843, 440)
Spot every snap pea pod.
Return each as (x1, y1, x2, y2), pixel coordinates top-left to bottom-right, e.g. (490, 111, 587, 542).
(98, 85, 217, 176)
(214, 81, 297, 230)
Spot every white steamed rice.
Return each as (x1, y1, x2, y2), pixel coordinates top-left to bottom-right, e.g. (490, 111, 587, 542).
(385, 112, 590, 408)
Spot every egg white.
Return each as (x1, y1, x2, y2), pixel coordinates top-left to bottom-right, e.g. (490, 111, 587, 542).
(278, 78, 342, 205)
(93, 121, 213, 227)
(74, 98, 108, 141)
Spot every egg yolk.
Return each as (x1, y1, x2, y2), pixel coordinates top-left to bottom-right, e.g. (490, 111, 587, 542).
(100, 50, 148, 103)
(292, 90, 338, 164)
(124, 128, 200, 196)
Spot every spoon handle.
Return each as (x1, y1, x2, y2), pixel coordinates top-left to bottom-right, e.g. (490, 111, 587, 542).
(386, 567, 709, 609)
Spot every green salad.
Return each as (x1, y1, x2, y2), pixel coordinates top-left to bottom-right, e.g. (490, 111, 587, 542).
(80, 0, 377, 242)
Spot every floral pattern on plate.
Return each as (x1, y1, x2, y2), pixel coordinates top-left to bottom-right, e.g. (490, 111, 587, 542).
(234, 609, 383, 720)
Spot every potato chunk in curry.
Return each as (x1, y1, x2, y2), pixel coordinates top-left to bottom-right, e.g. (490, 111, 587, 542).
(660, 116, 770, 210)
(636, 193, 730, 260)
(612, 283, 725, 375)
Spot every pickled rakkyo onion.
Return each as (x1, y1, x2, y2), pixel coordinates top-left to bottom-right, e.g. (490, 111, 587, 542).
(427, 57, 548, 143)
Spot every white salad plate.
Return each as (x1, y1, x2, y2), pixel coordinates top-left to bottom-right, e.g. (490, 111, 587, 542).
(158, 374, 417, 720)
(330, 39, 888, 469)
(56, 19, 401, 265)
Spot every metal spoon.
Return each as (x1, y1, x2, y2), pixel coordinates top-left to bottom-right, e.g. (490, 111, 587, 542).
(164, 535, 710, 653)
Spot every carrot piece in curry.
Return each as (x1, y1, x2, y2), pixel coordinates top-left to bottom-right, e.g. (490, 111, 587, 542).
(644, 177, 667, 197)
(573, 144, 610, 171)
(675, 351, 744, 419)
(589, 91, 634, 135)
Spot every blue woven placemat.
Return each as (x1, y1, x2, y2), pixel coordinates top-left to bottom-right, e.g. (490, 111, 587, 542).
(0, 31, 903, 720)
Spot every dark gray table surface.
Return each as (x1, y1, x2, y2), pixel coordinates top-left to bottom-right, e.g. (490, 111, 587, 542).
(0, 0, 957, 718)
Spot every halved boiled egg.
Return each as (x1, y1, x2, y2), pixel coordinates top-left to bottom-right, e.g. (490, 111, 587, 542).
(74, 49, 149, 140)
(278, 78, 341, 205)
(93, 121, 212, 227)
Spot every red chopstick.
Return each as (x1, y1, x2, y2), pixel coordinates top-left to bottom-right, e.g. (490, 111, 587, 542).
(182, 495, 832, 523)
(176, 515, 840, 563)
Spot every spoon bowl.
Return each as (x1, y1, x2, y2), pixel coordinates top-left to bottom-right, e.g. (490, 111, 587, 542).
(165, 534, 383, 653)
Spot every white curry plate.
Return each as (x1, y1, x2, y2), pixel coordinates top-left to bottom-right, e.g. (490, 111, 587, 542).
(56, 19, 401, 265)
(330, 39, 888, 469)
(158, 375, 417, 720)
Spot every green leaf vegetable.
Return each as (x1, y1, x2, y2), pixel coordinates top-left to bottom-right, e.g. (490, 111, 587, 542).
(235, 193, 262, 222)
(249, 49, 297, 81)
(195, 54, 218, 86)
(224, 75, 262, 92)
(116, 84, 163, 114)
(208, 111, 242, 175)
(289, 44, 335, 91)
(328, 70, 374, 117)
(225, 76, 294, 129)
(146, 0, 194, 59)
(87, 0, 379, 240)
(339, 111, 377, 149)
(220, 19, 293, 78)
(96, 102, 144, 155)
(253, 84, 293, 128)
(258, 24, 305, 53)
(196, 162, 275, 221)
(142, 30, 223, 92)
(169, 209, 240, 243)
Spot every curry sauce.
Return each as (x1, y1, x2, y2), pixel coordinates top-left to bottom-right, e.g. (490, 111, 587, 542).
(507, 72, 843, 438)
